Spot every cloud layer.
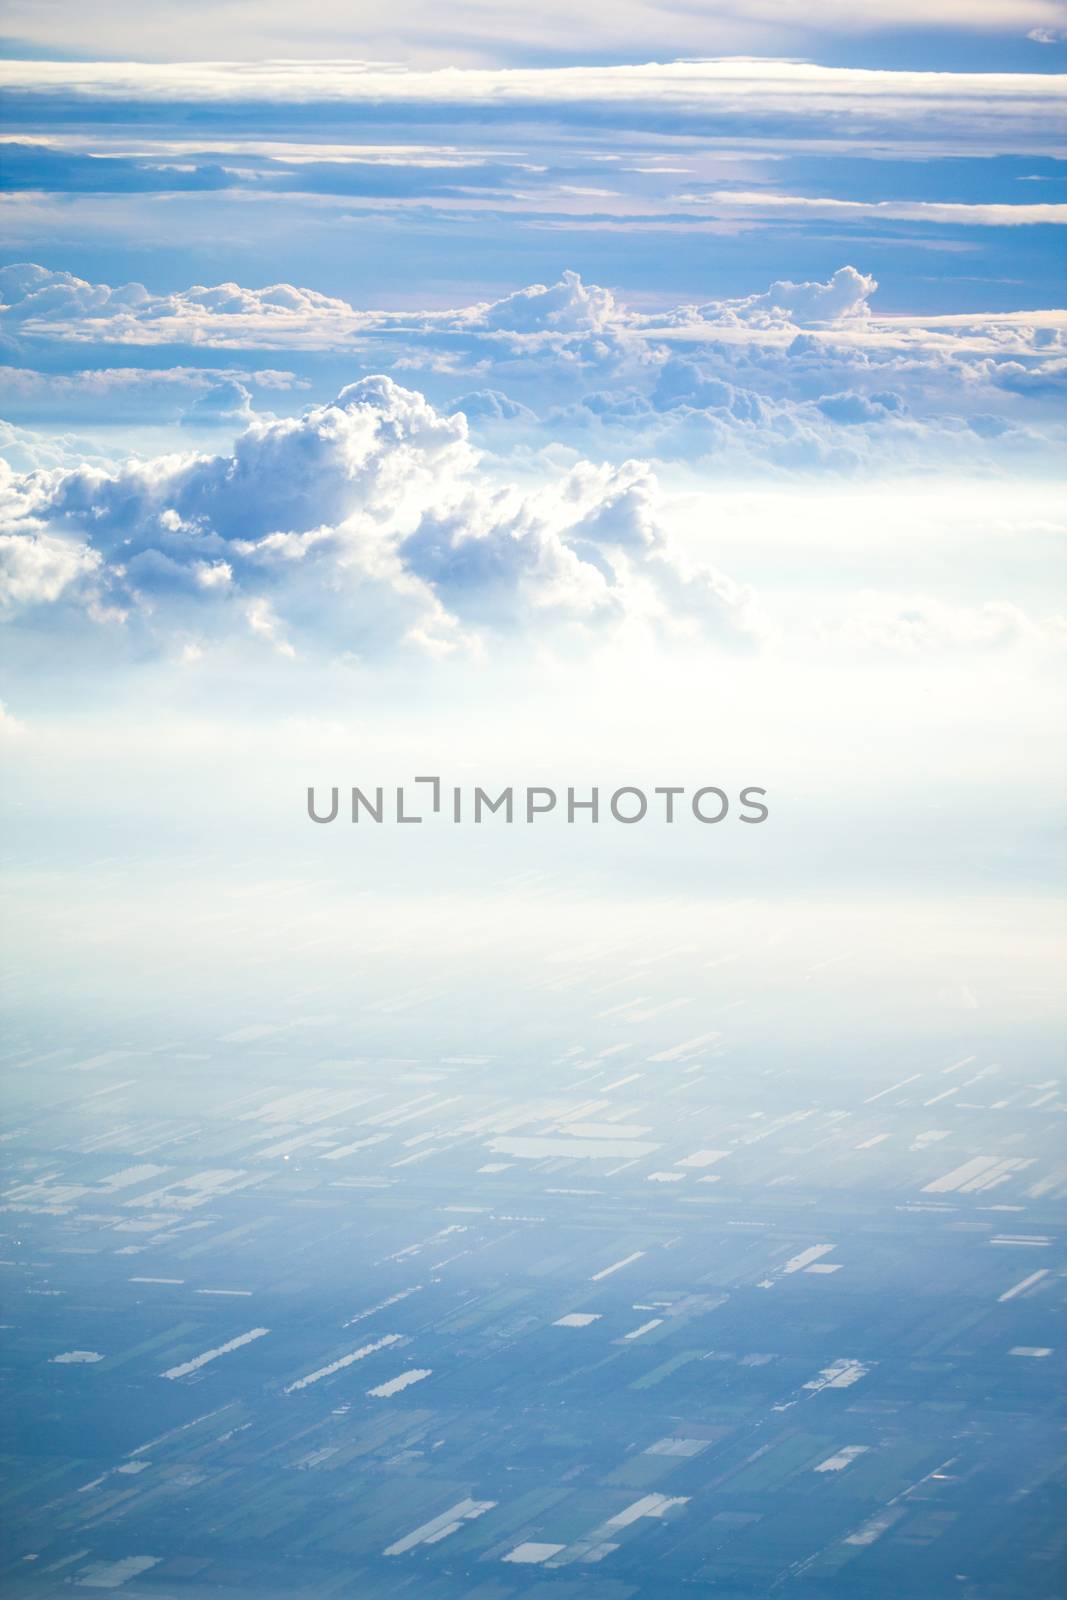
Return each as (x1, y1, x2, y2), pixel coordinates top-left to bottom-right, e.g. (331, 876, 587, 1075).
(4, 1, 1067, 64)
(3, 2, 1067, 71)
(3, 61, 1064, 150)
(5, 261, 1062, 478)
(2, 254, 1062, 670)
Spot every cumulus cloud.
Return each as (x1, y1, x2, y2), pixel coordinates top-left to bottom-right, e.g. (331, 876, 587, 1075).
(0, 419, 127, 474)
(699, 266, 878, 328)
(0, 375, 759, 657)
(446, 390, 538, 424)
(0, 262, 641, 351)
(0, 518, 102, 614)
(0, 262, 360, 350)
(465, 271, 626, 336)
(815, 389, 905, 425)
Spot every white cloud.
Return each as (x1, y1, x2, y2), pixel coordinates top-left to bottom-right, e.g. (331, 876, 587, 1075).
(0, 698, 26, 738)
(690, 190, 1067, 226)
(467, 271, 626, 335)
(0, 63, 1063, 156)
(0, 261, 362, 349)
(0, 418, 127, 473)
(712, 266, 878, 326)
(0, 508, 101, 611)
(0, 375, 759, 656)
(2, 263, 645, 351)
(245, 595, 295, 656)
(839, 592, 1067, 651)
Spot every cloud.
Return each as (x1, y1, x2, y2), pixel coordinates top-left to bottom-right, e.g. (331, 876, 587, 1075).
(0, 516, 101, 615)
(0, 139, 536, 201)
(178, 378, 255, 427)
(0, 141, 234, 195)
(987, 356, 1067, 397)
(0, 418, 124, 473)
(446, 389, 538, 424)
(4, 261, 1063, 478)
(0, 698, 25, 737)
(0, 259, 1045, 354)
(2, 2, 1066, 67)
(1, 61, 1063, 156)
(466, 271, 626, 335)
(0, 262, 359, 348)
(838, 592, 1066, 652)
(689, 190, 1067, 226)
(0, 262, 644, 350)
(0, 375, 759, 657)
(816, 389, 905, 424)
(7, 261, 1062, 370)
(0, 363, 301, 426)
(717, 266, 878, 326)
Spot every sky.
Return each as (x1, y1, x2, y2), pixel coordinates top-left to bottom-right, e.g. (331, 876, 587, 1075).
(0, 3, 1064, 1056)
